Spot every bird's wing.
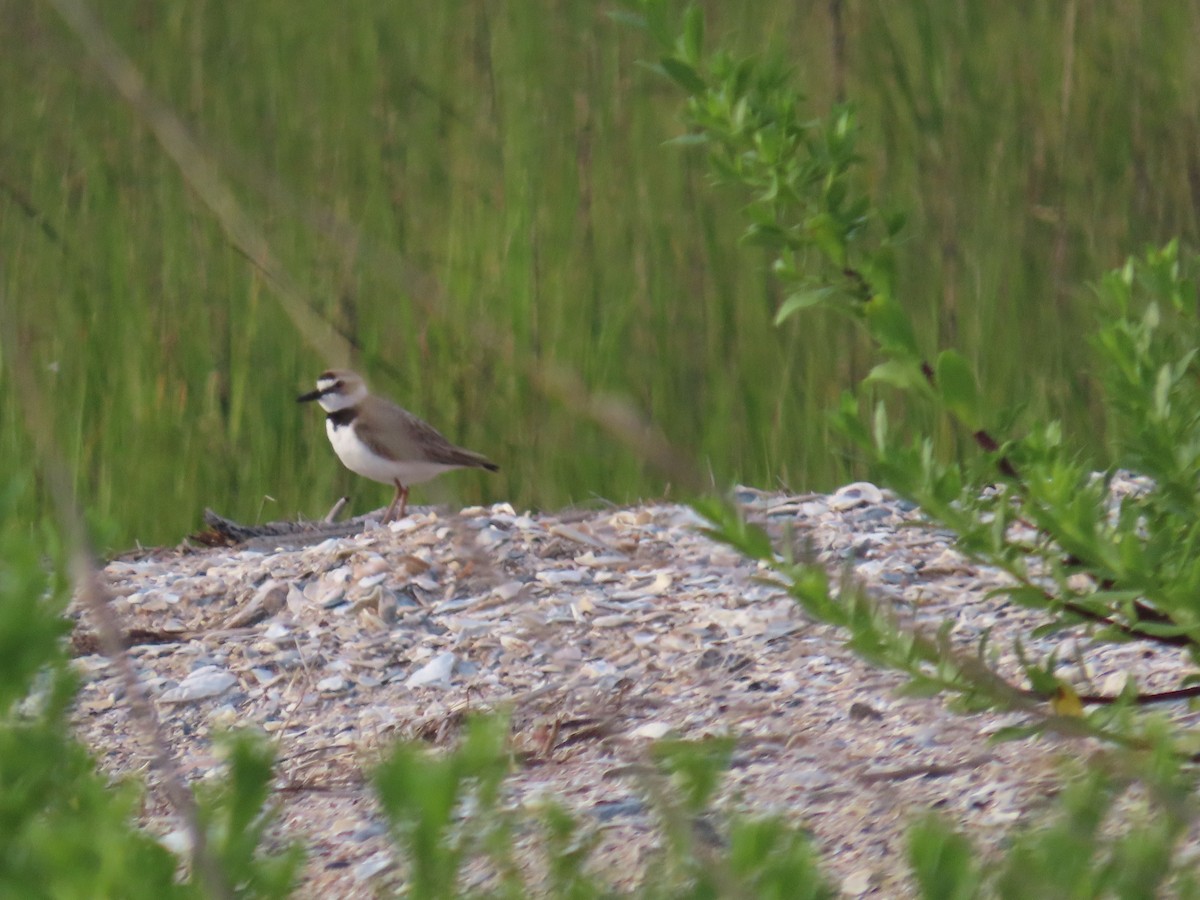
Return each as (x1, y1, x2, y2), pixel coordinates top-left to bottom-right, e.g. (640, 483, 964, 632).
(357, 399, 499, 471)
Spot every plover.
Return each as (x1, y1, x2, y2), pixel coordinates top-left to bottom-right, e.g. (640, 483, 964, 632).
(298, 369, 498, 521)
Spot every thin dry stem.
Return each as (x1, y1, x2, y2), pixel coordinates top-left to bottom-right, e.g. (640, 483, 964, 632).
(0, 285, 234, 900)
(45, 0, 354, 370)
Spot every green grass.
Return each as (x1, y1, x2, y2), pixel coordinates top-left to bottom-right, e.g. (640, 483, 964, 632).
(3, 0, 1199, 548)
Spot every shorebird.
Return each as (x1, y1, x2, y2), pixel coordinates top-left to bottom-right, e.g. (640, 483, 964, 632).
(298, 369, 498, 521)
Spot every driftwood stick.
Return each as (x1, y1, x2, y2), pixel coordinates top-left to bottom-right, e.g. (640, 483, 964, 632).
(323, 496, 349, 523)
(198, 507, 384, 550)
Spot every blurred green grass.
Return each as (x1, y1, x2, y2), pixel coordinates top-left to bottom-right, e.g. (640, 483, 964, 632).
(2, 1, 1198, 548)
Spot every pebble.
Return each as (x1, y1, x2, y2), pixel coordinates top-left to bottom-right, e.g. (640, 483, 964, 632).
(475, 526, 510, 547)
(536, 569, 588, 586)
(590, 798, 646, 822)
(631, 721, 673, 740)
(225, 578, 286, 627)
(828, 481, 884, 511)
(405, 651, 456, 688)
(160, 667, 237, 703)
(317, 675, 349, 693)
(353, 851, 394, 882)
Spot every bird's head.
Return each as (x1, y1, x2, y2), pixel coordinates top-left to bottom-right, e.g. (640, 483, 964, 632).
(297, 369, 369, 412)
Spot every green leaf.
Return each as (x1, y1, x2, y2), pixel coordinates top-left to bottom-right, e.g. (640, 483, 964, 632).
(1131, 620, 1192, 638)
(680, 4, 704, 64)
(741, 222, 789, 248)
(651, 736, 736, 813)
(659, 56, 706, 94)
(693, 496, 776, 561)
(1001, 586, 1051, 609)
(662, 131, 710, 147)
(806, 212, 846, 265)
(774, 286, 836, 323)
(894, 679, 946, 698)
(864, 292, 920, 358)
(830, 390, 874, 451)
(1152, 363, 1173, 418)
(908, 816, 981, 900)
(987, 723, 1045, 743)
(864, 358, 933, 394)
(1030, 621, 1075, 639)
(935, 349, 982, 430)
(872, 400, 890, 454)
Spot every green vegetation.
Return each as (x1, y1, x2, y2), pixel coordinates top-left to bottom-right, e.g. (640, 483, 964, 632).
(4, 1, 1200, 548)
(372, 717, 833, 899)
(0, 479, 303, 898)
(641, 0, 1200, 892)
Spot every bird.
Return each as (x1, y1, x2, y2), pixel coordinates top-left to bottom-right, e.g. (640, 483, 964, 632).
(298, 369, 498, 522)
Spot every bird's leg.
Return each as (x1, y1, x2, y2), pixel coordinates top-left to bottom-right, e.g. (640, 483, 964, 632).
(383, 483, 401, 522)
(383, 480, 410, 522)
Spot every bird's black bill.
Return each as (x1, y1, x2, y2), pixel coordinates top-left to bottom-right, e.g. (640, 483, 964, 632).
(297, 387, 326, 403)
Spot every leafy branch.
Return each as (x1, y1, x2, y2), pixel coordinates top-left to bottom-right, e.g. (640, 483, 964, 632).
(629, 0, 1200, 721)
(626, 8, 1200, 881)
(623, 2, 1017, 472)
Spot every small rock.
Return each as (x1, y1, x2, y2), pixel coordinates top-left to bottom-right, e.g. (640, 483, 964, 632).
(353, 851, 394, 882)
(208, 704, 239, 728)
(224, 578, 287, 628)
(857, 506, 893, 523)
(829, 481, 884, 511)
(590, 798, 646, 822)
(842, 868, 875, 896)
(161, 667, 237, 703)
(358, 572, 388, 589)
(285, 584, 307, 616)
(591, 614, 634, 628)
(536, 569, 587, 586)
(475, 526, 509, 547)
(317, 675, 348, 693)
(631, 721, 674, 740)
(159, 828, 192, 856)
(406, 652, 456, 688)
(492, 581, 528, 601)
(849, 701, 884, 721)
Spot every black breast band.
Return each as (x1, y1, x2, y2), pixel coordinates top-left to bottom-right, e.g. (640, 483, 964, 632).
(327, 408, 357, 430)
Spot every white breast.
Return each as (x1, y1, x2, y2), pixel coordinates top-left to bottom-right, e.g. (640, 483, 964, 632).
(326, 419, 460, 486)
